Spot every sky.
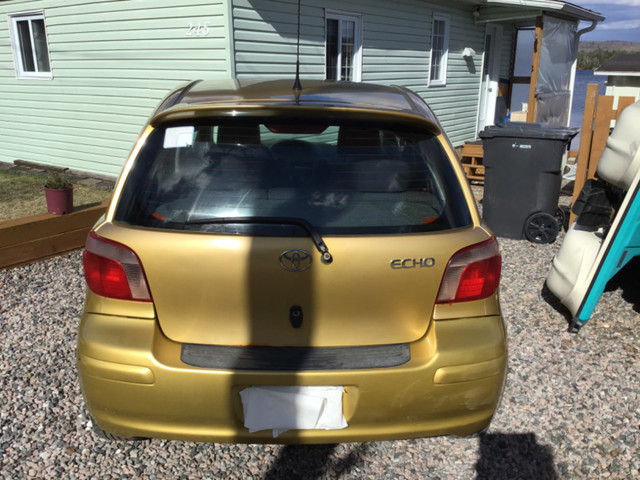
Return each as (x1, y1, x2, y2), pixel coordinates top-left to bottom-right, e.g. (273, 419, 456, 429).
(575, 0, 640, 41)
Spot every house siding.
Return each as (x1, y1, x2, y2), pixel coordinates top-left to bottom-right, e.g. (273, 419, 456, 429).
(605, 77, 640, 104)
(0, 0, 232, 176)
(499, 25, 516, 82)
(232, 0, 326, 78)
(1, 0, 517, 176)
(417, 5, 486, 144)
(232, 0, 488, 146)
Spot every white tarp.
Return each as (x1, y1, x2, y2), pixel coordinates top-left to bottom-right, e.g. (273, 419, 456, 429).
(239, 386, 348, 438)
(535, 15, 578, 126)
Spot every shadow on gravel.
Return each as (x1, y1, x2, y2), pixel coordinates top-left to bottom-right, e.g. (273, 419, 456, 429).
(263, 443, 365, 479)
(476, 433, 557, 480)
(540, 283, 573, 326)
(604, 256, 640, 313)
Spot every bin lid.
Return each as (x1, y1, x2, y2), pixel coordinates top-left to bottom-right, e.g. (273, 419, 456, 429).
(479, 122, 579, 140)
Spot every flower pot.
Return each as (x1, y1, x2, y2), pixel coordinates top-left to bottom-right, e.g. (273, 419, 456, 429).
(45, 186, 74, 215)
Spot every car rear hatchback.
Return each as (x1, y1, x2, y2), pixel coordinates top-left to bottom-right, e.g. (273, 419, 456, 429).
(77, 79, 506, 443)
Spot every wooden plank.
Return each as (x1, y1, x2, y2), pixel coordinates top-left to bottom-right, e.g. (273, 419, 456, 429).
(586, 97, 634, 181)
(0, 202, 108, 270)
(0, 227, 92, 271)
(13, 160, 67, 173)
(588, 95, 615, 179)
(526, 16, 543, 123)
(0, 202, 108, 248)
(570, 83, 599, 224)
(616, 97, 636, 120)
(461, 144, 484, 157)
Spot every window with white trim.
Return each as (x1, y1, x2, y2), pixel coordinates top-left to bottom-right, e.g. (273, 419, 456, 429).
(325, 12, 361, 82)
(429, 14, 449, 86)
(8, 11, 52, 79)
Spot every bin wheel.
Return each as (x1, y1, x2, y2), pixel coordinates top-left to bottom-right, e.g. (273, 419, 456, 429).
(524, 212, 559, 244)
(554, 207, 567, 232)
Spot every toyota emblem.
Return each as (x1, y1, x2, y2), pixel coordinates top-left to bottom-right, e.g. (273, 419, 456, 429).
(279, 249, 312, 272)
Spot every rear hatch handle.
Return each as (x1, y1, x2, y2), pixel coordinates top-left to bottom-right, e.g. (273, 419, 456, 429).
(184, 216, 333, 264)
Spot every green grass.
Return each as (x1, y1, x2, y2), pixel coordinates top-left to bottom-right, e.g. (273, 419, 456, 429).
(0, 171, 112, 222)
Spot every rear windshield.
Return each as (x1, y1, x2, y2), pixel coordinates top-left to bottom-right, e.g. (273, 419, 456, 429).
(114, 117, 472, 235)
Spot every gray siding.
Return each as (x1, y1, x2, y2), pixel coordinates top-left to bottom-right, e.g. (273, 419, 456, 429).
(233, 0, 325, 78)
(417, 4, 486, 143)
(499, 25, 516, 81)
(0, 0, 232, 176)
(233, 0, 487, 146)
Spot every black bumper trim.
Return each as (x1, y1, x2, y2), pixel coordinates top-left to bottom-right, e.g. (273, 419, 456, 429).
(181, 343, 411, 371)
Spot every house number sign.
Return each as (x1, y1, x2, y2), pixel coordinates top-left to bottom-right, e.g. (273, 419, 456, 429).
(186, 23, 210, 36)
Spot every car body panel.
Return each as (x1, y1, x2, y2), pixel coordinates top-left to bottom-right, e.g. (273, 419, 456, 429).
(92, 222, 492, 347)
(155, 79, 444, 126)
(77, 79, 506, 443)
(78, 311, 506, 443)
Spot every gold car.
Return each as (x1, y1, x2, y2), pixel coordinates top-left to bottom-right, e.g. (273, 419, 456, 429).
(78, 79, 506, 443)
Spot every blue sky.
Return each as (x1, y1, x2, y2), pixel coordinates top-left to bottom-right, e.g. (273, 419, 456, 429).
(575, 0, 640, 41)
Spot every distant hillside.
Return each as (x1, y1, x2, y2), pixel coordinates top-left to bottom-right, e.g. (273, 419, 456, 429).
(577, 41, 640, 70)
(579, 41, 640, 53)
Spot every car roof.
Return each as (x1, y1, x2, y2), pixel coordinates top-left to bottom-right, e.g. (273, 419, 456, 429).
(153, 78, 441, 131)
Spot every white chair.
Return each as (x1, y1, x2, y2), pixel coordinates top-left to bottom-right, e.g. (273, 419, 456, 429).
(546, 101, 640, 330)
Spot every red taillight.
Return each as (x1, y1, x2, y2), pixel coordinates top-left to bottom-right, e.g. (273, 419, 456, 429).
(436, 237, 502, 304)
(82, 232, 152, 302)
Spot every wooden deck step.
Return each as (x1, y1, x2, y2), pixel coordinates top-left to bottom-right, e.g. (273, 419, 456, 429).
(460, 143, 485, 183)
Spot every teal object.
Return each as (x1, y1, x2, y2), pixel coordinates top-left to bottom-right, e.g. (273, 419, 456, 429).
(546, 101, 640, 332)
(571, 180, 640, 331)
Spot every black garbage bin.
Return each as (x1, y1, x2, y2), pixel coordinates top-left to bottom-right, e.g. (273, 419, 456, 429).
(479, 122, 578, 243)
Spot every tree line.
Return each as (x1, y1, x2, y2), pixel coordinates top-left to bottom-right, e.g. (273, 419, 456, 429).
(577, 49, 627, 70)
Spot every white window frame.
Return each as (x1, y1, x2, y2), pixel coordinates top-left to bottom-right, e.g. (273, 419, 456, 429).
(428, 13, 450, 87)
(325, 11, 362, 82)
(8, 11, 53, 79)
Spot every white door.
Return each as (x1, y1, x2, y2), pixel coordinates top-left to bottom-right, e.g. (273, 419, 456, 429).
(478, 25, 502, 132)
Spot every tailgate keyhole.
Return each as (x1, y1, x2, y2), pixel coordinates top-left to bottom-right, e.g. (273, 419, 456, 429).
(289, 305, 303, 328)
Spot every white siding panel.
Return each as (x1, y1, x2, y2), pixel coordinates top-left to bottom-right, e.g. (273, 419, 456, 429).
(0, 0, 232, 176)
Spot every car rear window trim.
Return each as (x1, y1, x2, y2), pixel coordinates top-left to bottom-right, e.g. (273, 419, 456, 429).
(181, 343, 411, 371)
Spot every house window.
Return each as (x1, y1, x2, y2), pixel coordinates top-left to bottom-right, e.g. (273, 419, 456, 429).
(326, 12, 361, 82)
(8, 11, 52, 79)
(429, 14, 449, 86)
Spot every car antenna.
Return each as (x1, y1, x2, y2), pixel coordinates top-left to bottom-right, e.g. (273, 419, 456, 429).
(292, 0, 302, 102)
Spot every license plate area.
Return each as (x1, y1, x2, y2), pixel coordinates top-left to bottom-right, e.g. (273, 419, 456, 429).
(239, 386, 348, 437)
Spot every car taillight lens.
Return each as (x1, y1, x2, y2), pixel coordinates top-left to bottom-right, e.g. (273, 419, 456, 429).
(83, 232, 152, 302)
(436, 237, 501, 304)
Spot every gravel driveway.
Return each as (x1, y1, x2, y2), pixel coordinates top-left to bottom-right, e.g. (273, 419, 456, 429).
(1, 228, 639, 479)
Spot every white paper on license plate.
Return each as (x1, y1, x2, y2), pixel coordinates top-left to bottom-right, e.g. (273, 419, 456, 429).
(239, 386, 348, 438)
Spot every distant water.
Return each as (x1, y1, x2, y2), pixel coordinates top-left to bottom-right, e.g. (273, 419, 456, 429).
(570, 69, 606, 149)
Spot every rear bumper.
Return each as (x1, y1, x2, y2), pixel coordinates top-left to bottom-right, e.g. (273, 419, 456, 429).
(77, 313, 507, 444)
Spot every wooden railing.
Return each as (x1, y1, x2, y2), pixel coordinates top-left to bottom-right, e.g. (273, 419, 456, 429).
(570, 85, 636, 223)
